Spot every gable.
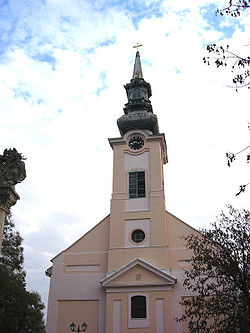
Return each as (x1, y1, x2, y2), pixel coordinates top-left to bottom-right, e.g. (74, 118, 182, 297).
(66, 215, 110, 253)
(108, 265, 169, 286)
(101, 258, 176, 288)
(166, 211, 199, 269)
(52, 215, 110, 261)
(166, 211, 198, 248)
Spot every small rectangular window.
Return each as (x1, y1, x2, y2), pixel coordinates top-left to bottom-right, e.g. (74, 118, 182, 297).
(131, 295, 147, 318)
(129, 171, 145, 199)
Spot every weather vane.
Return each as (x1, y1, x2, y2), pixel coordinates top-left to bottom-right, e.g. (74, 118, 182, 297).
(133, 42, 142, 52)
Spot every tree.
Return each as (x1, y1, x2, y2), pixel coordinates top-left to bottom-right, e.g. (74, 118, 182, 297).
(203, 0, 250, 90)
(217, 0, 250, 16)
(226, 135, 250, 196)
(178, 205, 250, 333)
(204, 44, 250, 90)
(0, 214, 45, 333)
(203, 1, 250, 90)
(203, 1, 250, 195)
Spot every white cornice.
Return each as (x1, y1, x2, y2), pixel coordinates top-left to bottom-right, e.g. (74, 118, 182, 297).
(100, 257, 177, 288)
(108, 131, 167, 163)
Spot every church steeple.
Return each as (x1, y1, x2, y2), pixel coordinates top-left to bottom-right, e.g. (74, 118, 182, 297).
(132, 51, 143, 79)
(117, 51, 159, 136)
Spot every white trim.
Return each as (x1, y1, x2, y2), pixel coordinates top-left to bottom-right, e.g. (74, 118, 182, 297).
(105, 282, 172, 288)
(65, 265, 100, 272)
(168, 247, 186, 250)
(156, 298, 165, 333)
(63, 272, 105, 276)
(106, 286, 173, 293)
(124, 207, 150, 212)
(124, 147, 150, 156)
(113, 300, 122, 333)
(108, 245, 168, 250)
(57, 298, 100, 301)
(125, 219, 150, 248)
(64, 251, 108, 255)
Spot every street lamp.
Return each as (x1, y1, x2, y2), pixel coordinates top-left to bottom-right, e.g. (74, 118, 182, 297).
(70, 322, 88, 332)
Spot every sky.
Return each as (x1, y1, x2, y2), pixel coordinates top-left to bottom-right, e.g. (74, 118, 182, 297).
(0, 0, 249, 320)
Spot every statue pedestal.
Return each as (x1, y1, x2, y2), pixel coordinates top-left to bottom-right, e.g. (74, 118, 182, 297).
(0, 185, 20, 252)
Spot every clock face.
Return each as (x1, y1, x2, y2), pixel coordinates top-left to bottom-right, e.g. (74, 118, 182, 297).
(128, 137, 144, 150)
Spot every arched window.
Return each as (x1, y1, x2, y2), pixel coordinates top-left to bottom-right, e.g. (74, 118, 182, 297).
(131, 295, 146, 318)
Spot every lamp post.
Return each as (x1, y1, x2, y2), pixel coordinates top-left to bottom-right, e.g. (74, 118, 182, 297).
(188, 320, 207, 332)
(70, 322, 88, 332)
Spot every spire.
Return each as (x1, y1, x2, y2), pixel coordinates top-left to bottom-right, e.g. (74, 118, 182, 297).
(117, 50, 159, 137)
(132, 51, 143, 79)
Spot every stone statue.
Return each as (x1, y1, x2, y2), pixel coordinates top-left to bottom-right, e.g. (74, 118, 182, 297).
(0, 148, 26, 185)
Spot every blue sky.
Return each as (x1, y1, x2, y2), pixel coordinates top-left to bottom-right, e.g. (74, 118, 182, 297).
(0, 0, 249, 321)
(0, 0, 240, 56)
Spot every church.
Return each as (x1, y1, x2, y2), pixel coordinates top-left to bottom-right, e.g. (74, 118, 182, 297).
(46, 50, 198, 333)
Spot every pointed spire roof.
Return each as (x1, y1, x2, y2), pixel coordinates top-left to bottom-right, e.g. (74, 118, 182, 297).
(132, 51, 143, 79)
(117, 50, 159, 136)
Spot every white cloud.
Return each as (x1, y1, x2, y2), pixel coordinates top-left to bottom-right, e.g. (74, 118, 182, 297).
(0, 0, 249, 319)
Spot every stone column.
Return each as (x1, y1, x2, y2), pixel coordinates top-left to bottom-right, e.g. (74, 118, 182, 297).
(0, 184, 20, 253)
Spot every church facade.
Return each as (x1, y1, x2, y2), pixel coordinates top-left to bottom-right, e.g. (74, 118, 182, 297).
(46, 51, 197, 333)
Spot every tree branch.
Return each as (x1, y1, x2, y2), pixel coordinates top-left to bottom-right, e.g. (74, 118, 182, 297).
(204, 44, 250, 90)
(216, 0, 250, 16)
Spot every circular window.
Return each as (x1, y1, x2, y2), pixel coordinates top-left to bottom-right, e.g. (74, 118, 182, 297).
(131, 229, 145, 243)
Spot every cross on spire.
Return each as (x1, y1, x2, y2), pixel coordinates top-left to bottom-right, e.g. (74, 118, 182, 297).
(133, 42, 142, 52)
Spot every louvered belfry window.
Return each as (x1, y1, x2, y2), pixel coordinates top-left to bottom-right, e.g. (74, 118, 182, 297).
(129, 171, 145, 198)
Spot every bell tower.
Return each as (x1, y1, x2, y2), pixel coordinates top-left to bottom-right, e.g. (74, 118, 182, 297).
(46, 49, 197, 333)
(107, 51, 169, 272)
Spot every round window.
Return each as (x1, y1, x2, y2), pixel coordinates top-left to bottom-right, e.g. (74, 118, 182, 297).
(131, 229, 145, 243)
